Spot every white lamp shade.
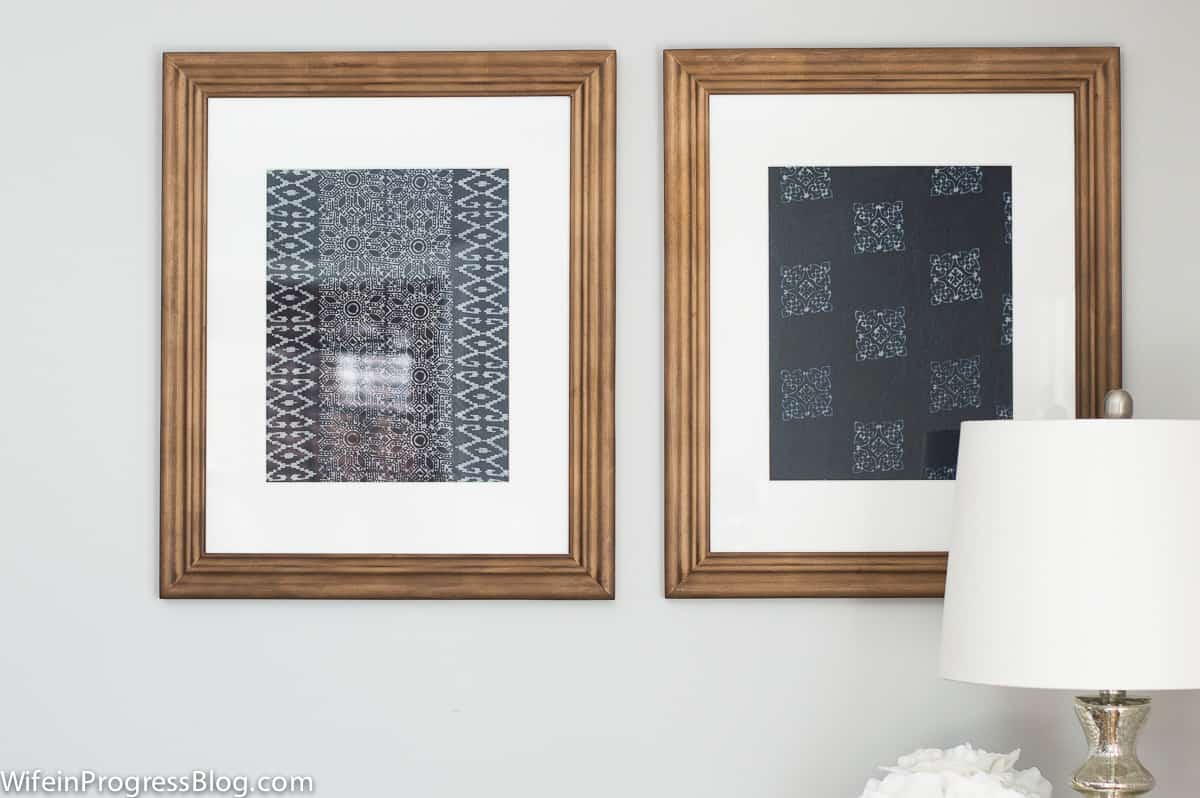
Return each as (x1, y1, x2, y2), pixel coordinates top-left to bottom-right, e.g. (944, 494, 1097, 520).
(940, 419, 1200, 691)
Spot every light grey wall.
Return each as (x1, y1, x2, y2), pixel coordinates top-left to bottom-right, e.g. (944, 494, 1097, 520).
(2, 1, 1197, 795)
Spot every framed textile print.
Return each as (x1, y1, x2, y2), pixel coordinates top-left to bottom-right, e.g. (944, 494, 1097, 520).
(161, 51, 614, 598)
(664, 48, 1121, 597)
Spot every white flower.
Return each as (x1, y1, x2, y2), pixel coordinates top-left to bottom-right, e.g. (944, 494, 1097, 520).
(857, 744, 1052, 798)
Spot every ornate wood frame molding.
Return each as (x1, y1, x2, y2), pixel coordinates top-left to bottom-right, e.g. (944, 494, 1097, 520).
(161, 51, 615, 598)
(664, 47, 1121, 598)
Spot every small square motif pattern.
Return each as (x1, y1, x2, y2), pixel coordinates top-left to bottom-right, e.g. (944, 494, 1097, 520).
(781, 366, 833, 421)
(852, 420, 905, 474)
(931, 166, 983, 196)
(929, 355, 983, 414)
(930, 248, 984, 306)
(854, 306, 908, 361)
(851, 201, 905, 254)
(780, 167, 832, 203)
(781, 261, 833, 317)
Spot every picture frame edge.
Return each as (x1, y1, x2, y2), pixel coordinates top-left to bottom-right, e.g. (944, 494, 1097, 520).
(159, 50, 616, 600)
(662, 46, 1122, 599)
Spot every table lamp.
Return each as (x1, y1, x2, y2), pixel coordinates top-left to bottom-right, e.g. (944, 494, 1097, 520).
(940, 390, 1200, 797)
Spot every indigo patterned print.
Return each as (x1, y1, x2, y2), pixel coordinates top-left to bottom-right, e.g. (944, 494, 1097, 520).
(265, 168, 510, 482)
(769, 166, 1013, 481)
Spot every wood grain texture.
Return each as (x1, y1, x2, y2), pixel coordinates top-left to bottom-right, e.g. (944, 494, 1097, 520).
(161, 51, 615, 599)
(663, 47, 1121, 598)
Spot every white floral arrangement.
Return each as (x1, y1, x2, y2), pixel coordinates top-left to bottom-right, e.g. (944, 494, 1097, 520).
(857, 744, 1052, 798)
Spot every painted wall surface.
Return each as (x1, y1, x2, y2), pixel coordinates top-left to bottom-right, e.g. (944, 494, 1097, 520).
(1, 1, 1197, 795)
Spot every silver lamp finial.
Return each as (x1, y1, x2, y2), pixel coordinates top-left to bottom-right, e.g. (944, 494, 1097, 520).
(1103, 388, 1134, 419)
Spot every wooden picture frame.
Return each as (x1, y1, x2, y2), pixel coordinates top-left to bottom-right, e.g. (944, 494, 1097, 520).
(664, 47, 1121, 598)
(161, 51, 615, 599)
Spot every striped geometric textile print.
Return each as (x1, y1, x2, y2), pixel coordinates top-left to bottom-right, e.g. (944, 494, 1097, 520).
(264, 169, 510, 483)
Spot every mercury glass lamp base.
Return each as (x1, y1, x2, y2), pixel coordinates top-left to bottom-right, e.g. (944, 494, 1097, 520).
(1071, 691, 1154, 797)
